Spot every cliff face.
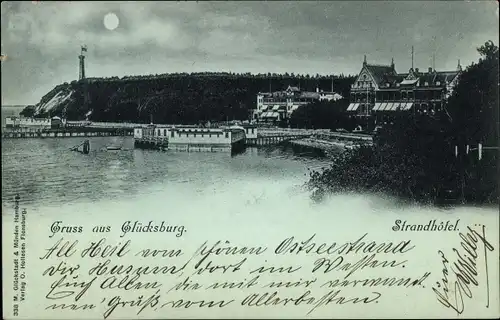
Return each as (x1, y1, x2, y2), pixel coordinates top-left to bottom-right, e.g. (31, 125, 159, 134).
(32, 73, 355, 123)
(35, 83, 76, 116)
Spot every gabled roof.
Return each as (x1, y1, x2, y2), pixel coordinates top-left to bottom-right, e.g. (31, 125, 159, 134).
(364, 64, 397, 86)
(353, 57, 462, 91)
(410, 70, 460, 87)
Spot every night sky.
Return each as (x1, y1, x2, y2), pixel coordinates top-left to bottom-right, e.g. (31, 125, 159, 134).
(1, 0, 498, 105)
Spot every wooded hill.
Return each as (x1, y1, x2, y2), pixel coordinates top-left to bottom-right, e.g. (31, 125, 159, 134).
(23, 73, 355, 124)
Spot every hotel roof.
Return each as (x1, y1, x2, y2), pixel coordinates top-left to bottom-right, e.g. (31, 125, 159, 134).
(359, 56, 461, 88)
(365, 64, 398, 86)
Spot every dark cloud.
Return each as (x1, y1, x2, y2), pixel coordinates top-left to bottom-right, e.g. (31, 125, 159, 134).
(1, 0, 498, 105)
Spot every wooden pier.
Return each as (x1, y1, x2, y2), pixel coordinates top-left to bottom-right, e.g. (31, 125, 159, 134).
(245, 134, 312, 146)
(1, 128, 133, 139)
(131, 126, 373, 152)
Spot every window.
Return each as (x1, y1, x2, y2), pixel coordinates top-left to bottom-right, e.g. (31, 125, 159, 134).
(225, 132, 229, 138)
(251, 128, 254, 134)
(436, 81, 441, 86)
(171, 130, 174, 137)
(163, 129, 167, 136)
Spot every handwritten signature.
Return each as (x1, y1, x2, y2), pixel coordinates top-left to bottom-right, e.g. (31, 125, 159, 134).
(432, 224, 494, 314)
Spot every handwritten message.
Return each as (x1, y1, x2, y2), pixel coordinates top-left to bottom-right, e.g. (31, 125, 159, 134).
(4, 213, 498, 319)
(39, 225, 425, 318)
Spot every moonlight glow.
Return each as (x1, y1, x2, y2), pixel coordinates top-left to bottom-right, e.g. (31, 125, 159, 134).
(103, 13, 119, 31)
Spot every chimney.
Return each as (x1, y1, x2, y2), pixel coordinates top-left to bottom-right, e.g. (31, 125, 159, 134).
(363, 55, 367, 66)
(316, 87, 319, 93)
(428, 67, 433, 73)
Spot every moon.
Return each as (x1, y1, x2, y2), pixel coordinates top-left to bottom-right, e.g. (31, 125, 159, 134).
(103, 13, 119, 31)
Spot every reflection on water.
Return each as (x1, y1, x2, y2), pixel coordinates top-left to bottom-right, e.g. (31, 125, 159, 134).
(1, 137, 329, 208)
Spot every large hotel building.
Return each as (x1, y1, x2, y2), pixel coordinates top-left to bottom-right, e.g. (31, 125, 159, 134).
(347, 55, 462, 123)
(253, 85, 343, 122)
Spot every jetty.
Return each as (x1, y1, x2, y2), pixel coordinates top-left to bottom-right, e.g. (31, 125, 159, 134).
(1, 127, 133, 139)
(132, 124, 371, 152)
(245, 133, 313, 146)
(134, 124, 311, 152)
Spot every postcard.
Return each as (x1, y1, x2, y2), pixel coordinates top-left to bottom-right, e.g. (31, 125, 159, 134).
(1, 1, 499, 319)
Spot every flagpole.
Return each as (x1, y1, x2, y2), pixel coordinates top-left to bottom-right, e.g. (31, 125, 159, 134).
(411, 45, 414, 70)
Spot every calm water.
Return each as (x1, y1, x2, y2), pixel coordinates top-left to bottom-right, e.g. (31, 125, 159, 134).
(1, 136, 330, 209)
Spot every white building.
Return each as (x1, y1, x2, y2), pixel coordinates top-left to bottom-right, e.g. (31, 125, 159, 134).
(4, 116, 66, 131)
(253, 85, 342, 123)
(134, 125, 246, 152)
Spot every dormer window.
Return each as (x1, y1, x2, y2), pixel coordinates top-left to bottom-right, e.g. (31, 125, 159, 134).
(386, 83, 390, 87)
(424, 82, 428, 86)
(436, 81, 441, 86)
(396, 83, 400, 87)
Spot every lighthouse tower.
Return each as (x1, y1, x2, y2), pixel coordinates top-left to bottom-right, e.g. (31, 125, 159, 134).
(78, 45, 87, 80)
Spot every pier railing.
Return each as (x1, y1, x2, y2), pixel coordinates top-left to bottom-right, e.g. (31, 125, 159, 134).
(246, 133, 312, 146)
(2, 127, 133, 139)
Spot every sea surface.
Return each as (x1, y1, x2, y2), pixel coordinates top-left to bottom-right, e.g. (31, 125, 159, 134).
(2, 135, 497, 216)
(1, 136, 330, 211)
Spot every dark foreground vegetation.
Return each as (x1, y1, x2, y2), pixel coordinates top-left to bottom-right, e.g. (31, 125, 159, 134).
(307, 41, 499, 205)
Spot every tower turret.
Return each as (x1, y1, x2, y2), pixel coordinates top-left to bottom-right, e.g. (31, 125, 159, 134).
(78, 45, 87, 80)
